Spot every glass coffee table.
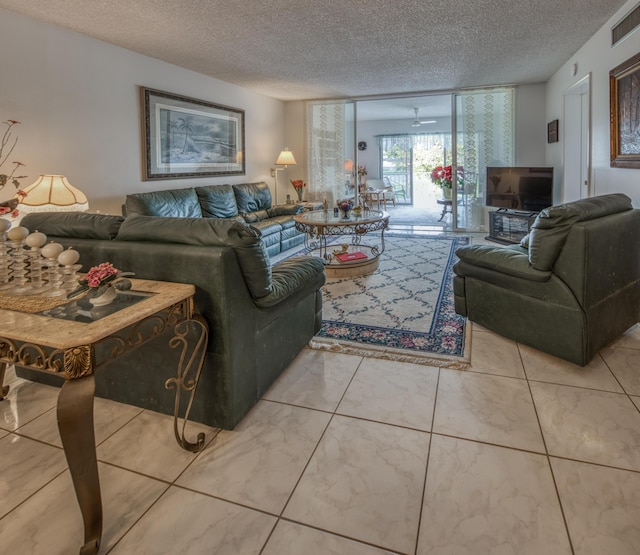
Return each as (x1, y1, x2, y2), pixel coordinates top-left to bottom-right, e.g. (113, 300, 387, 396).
(294, 209, 389, 277)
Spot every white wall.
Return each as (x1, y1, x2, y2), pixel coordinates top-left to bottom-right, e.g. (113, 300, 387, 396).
(0, 9, 284, 215)
(546, 0, 640, 205)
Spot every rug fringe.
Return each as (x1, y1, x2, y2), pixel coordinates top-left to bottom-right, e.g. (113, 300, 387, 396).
(308, 335, 471, 370)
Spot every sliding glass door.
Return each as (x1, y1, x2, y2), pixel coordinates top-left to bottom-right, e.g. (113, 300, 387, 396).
(306, 88, 514, 232)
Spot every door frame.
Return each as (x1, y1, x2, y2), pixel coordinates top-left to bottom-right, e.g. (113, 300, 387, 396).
(562, 74, 591, 202)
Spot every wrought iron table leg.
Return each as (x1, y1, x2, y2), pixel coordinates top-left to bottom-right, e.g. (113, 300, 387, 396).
(57, 375, 102, 555)
(0, 361, 8, 400)
(165, 316, 209, 453)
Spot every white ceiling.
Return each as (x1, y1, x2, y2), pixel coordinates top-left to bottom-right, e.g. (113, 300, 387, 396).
(1, 0, 628, 105)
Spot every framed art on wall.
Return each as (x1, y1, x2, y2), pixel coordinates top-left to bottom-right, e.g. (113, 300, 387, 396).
(610, 52, 640, 168)
(547, 119, 559, 143)
(141, 87, 245, 180)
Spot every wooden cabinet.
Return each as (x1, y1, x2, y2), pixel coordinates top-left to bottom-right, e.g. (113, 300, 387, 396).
(487, 210, 537, 244)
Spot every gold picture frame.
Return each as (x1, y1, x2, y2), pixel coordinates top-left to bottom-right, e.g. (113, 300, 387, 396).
(610, 52, 640, 168)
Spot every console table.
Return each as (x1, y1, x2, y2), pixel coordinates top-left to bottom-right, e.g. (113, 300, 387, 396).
(294, 209, 389, 277)
(0, 279, 208, 555)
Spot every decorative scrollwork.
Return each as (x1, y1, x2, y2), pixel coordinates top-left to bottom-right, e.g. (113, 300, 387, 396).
(165, 315, 209, 453)
(64, 346, 94, 379)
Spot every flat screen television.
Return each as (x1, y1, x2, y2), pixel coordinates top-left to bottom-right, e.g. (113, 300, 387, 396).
(486, 167, 553, 212)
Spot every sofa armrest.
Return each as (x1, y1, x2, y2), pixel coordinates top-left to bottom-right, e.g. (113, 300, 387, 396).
(254, 257, 326, 308)
(267, 204, 304, 217)
(455, 245, 551, 282)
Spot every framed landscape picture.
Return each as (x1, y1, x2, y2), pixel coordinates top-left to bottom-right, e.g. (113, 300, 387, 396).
(141, 87, 245, 180)
(610, 52, 640, 168)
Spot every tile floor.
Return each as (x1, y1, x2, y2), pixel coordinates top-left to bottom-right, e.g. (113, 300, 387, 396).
(2, 323, 640, 554)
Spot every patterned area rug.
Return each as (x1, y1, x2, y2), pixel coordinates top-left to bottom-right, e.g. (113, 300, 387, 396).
(291, 233, 471, 368)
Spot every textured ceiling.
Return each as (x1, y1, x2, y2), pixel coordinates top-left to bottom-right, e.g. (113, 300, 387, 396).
(1, 0, 628, 101)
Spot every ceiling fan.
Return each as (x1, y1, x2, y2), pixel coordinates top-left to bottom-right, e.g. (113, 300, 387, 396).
(411, 107, 436, 127)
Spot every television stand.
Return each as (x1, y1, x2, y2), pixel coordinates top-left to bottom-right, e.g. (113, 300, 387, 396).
(487, 209, 537, 245)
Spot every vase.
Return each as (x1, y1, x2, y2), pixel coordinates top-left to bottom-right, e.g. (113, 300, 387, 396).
(89, 285, 117, 306)
(296, 189, 304, 202)
(442, 187, 452, 200)
(338, 199, 353, 218)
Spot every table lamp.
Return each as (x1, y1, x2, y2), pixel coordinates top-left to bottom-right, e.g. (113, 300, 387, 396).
(18, 175, 89, 213)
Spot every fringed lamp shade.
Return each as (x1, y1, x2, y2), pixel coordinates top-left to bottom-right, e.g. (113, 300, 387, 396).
(19, 175, 89, 213)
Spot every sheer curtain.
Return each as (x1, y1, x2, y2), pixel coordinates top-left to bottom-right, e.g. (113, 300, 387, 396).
(459, 88, 514, 192)
(306, 101, 348, 205)
(456, 87, 514, 230)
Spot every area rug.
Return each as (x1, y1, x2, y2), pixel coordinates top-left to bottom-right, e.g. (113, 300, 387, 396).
(292, 233, 471, 368)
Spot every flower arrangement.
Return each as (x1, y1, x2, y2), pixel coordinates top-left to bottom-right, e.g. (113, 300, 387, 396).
(430, 165, 464, 189)
(290, 179, 307, 201)
(68, 262, 134, 299)
(357, 165, 367, 177)
(0, 189, 27, 218)
(0, 119, 28, 219)
(337, 198, 354, 217)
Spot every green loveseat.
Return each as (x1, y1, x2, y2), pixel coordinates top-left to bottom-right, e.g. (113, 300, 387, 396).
(453, 194, 640, 366)
(20, 211, 326, 429)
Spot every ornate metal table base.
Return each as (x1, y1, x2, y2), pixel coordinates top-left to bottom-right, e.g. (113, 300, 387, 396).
(57, 375, 102, 555)
(165, 315, 209, 452)
(0, 298, 209, 555)
(294, 209, 389, 278)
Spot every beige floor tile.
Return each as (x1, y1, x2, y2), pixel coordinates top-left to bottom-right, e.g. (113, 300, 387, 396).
(263, 521, 397, 555)
(16, 396, 143, 447)
(552, 457, 640, 554)
(418, 435, 571, 555)
(263, 349, 360, 411)
(337, 357, 438, 430)
(609, 323, 640, 350)
(177, 400, 330, 513)
(96, 409, 216, 482)
(632, 396, 640, 412)
(110, 486, 276, 555)
(2, 364, 18, 385)
(0, 461, 167, 555)
(601, 346, 640, 396)
(433, 369, 545, 452)
(468, 329, 525, 378)
(531, 382, 640, 471)
(0, 434, 67, 518)
(521, 345, 623, 392)
(0, 380, 58, 431)
(284, 415, 430, 554)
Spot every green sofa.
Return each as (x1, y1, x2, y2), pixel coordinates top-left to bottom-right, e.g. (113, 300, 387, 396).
(453, 194, 640, 366)
(20, 211, 326, 429)
(124, 182, 306, 257)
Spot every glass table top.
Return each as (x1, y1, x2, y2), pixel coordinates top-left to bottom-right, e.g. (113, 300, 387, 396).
(37, 290, 155, 323)
(295, 208, 388, 225)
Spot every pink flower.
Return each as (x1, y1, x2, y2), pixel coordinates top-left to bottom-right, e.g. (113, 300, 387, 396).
(85, 262, 119, 287)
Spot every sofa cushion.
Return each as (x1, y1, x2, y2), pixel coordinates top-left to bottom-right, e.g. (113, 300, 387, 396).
(195, 184, 239, 218)
(233, 182, 272, 213)
(250, 219, 283, 236)
(125, 187, 203, 218)
(116, 215, 272, 298)
(21, 212, 124, 240)
(528, 194, 632, 271)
